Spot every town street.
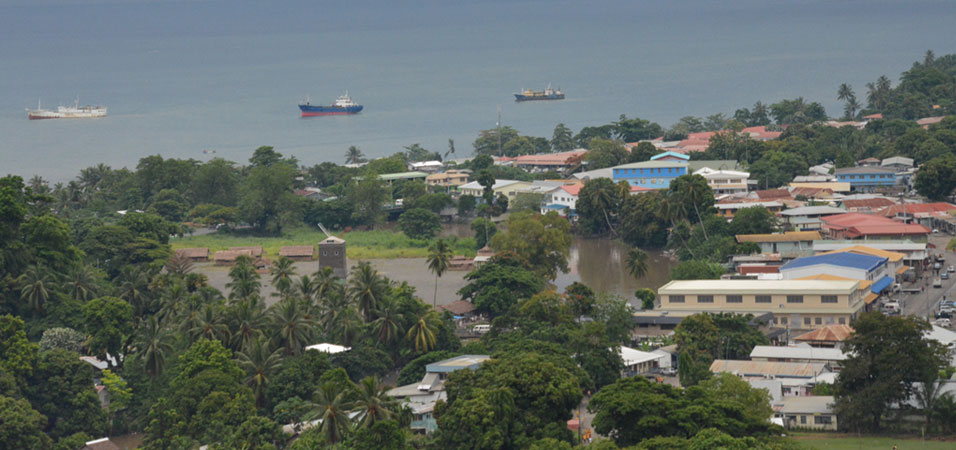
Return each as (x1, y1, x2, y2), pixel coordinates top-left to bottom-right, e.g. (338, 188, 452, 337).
(901, 233, 954, 320)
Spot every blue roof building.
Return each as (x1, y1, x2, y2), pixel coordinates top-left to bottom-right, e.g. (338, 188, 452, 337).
(781, 253, 889, 284)
(835, 167, 897, 192)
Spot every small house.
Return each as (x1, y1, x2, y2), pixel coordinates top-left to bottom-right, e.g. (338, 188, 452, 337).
(213, 249, 254, 265)
(776, 396, 838, 431)
(279, 245, 316, 261)
(447, 255, 474, 271)
(174, 247, 210, 262)
(229, 246, 264, 257)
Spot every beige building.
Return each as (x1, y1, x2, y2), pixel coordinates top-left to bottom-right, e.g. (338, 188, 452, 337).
(656, 279, 864, 329)
(458, 180, 532, 200)
(426, 170, 471, 188)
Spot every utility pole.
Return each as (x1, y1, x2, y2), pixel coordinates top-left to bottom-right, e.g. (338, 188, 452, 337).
(497, 105, 502, 157)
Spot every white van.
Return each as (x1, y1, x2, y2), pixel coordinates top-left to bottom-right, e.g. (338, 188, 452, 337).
(472, 324, 491, 334)
(882, 302, 901, 315)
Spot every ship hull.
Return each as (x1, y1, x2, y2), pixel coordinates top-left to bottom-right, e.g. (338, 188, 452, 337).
(514, 94, 565, 102)
(27, 107, 107, 120)
(299, 104, 363, 116)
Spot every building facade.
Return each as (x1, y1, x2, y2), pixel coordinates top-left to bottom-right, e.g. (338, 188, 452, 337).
(656, 279, 864, 329)
(835, 167, 897, 191)
(612, 160, 688, 189)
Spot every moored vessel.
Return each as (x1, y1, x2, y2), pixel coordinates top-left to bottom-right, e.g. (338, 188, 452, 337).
(299, 91, 363, 116)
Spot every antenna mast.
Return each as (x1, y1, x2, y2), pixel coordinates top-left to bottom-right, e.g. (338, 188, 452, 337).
(497, 105, 502, 156)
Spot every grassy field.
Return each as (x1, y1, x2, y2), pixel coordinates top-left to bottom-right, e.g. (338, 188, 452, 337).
(793, 433, 955, 450)
(170, 228, 478, 260)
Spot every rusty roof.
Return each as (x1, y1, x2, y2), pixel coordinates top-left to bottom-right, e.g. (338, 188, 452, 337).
(175, 247, 209, 258)
(229, 246, 263, 256)
(736, 231, 821, 243)
(793, 324, 855, 343)
(709, 359, 826, 378)
(437, 300, 476, 315)
(213, 249, 254, 261)
(279, 246, 315, 256)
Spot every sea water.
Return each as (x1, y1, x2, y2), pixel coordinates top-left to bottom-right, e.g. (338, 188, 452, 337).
(0, 0, 954, 181)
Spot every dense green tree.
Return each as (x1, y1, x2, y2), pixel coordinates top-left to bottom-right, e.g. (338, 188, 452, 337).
(835, 313, 950, 432)
(238, 162, 300, 234)
(574, 124, 616, 148)
(237, 337, 284, 408)
(270, 298, 315, 356)
(473, 126, 520, 156)
(23, 214, 80, 270)
(347, 261, 389, 322)
(347, 174, 388, 228)
(267, 350, 332, 409)
(305, 381, 354, 445)
(670, 260, 724, 280)
(268, 256, 296, 297)
(729, 206, 778, 235)
(769, 97, 828, 124)
(397, 208, 442, 240)
(490, 211, 572, 280)
(27, 349, 107, 439)
(748, 150, 809, 189)
(136, 316, 175, 378)
(674, 313, 768, 386)
(470, 217, 497, 249)
(552, 123, 575, 152)
(626, 248, 649, 281)
(457, 194, 476, 217)
(613, 115, 664, 142)
(345, 146, 367, 165)
(345, 419, 409, 450)
(619, 190, 670, 248)
(634, 288, 656, 310)
(0, 394, 52, 449)
(915, 155, 956, 200)
(39, 327, 86, 354)
(82, 297, 133, 366)
(190, 158, 239, 206)
(586, 138, 629, 169)
(459, 256, 544, 317)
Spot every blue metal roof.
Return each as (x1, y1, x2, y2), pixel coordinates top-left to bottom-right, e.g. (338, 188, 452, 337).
(650, 151, 690, 161)
(871, 275, 894, 294)
(781, 252, 886, 272)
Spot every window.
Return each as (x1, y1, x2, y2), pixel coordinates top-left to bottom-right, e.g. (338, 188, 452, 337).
(787, 295, 804, 304)
(804, 317, 812, 326)
(755, 295, 771, 303)
(727, 295, 743, 303)
(697, 295, 714, 303)
(815, 317, 822, 325)
(322, 251, 328, 256)
(800, 416, 806, 424)
(814, 416, 832, 425)
(821, 295, 838, 304)
(779, 317, 788, 325)
(839, 317, 846, 325)
(669, 295, 684, 303)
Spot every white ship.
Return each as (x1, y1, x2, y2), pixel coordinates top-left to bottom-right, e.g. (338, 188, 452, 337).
(27, 99, 107, 120)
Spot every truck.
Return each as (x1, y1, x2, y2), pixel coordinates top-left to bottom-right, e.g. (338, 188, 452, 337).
(882, 302, 901, 315)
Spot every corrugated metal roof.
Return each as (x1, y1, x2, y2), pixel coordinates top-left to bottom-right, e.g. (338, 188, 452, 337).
(658, 279, 858, 295)
(736, 231, 821, 243)
(779, 396, 835, 414)
(750, 345, 846, 361)
(781, 253, 886, 272)
(710, 360, 827, 378)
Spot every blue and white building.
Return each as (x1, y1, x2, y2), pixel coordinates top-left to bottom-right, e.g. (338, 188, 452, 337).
(780, 253, 894, 294)
(387, 355, 490, 433)
(612, 160, 688, 189)
(835, 167, 897, 192)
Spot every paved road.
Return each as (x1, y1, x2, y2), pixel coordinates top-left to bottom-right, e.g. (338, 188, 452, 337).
(900, 233, 956, 320)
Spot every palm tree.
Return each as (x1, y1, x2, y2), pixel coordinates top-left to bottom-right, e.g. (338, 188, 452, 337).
(406, 311, 439, 353)
(426, 239, 452, 307)
(269, 256, 296, 298)
(237, 337, 284, 408)
(626, 248, 649, 280)
(136, 316, 175, 378)
(164, 252, 194, 276)
(293, 275, 316, 303)
(371, 301, 403, 347)
(189, 304, 230, 344)
(228, 299, 267, 352)
(116, 267, 152, 318)
(19, 264, 53, 314)
(583, 180, 618, 234)
(64, 264, 98, 302)
(306, 382, 354, 445)
(227, 255, 261, 303)
(351, 377, 399, 428)
(347, 261, 388, 322)
(837, 83, 854, 103)
(270, 298, 315, 356)
(330, 307, 362, 347)
(344, 145, 367, 165)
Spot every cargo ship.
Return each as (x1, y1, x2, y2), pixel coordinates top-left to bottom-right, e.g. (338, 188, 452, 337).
(299, 91, 363, 116)
(514, 83, 564, 102)
(27, 99, 107, 120)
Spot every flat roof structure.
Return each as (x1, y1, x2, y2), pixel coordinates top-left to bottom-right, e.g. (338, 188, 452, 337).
(750, 345, 846, 362)
(425, 355, 490, 373)
(778, 396, 835, 415)
(736, 231, 821, 243)
(710, 360, 827, 379)
(658, 279, 859, 296)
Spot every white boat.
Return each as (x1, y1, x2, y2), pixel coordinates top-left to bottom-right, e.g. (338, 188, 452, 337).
(27, 98, 107, 120)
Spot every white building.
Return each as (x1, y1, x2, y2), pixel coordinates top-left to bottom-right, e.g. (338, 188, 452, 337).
(541, 184, 581, 214)
(693, 167, 750, 195)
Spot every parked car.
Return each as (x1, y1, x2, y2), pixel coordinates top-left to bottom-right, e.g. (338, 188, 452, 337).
(935, 318, 951, 328)
(943, 272, 950, 280)
(882, 302, 901, 315)
(948, 265, 954, 273)
(934, 277, 943, 288)
(660, 367, 677, 376)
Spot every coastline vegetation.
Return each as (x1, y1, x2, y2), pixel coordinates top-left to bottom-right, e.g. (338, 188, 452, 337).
(171, 227, 478, 260)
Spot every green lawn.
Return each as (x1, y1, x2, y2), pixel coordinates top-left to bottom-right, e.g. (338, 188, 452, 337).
(170, 228, 477, 260)
(794, 433, 955, 450)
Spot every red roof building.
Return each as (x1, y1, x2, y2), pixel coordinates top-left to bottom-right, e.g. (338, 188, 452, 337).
(754, 189, 793, 200)
(841, 198, 897, 212)
(822, 213, 930, 240)
(878, 202, 956, 218)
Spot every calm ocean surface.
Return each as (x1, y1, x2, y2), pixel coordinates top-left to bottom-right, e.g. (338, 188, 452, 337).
(1, 0, 954, 181)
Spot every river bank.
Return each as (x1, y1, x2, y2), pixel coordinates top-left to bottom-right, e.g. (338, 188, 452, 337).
(193, 233, 677, 307)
